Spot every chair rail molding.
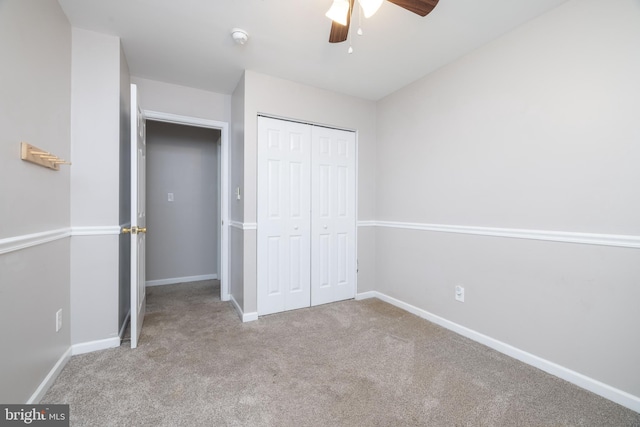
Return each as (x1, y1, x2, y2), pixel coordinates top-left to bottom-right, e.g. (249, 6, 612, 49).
(0, 228, 71, 255)
(230, 221, 257, 231)
(71, 226, 122, 236)
(358, 220, 640, 249)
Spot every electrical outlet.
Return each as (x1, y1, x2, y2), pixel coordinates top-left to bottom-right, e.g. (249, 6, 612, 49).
(167, 192, 174, 202)
(56, 309, 63, 332)
(455, 285, 465, 303)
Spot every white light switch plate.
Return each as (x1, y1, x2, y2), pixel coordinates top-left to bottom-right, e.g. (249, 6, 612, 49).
(56, 309, 63, 332)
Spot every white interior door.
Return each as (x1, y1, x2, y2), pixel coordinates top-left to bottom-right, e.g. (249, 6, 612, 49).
(257, 117, 312, 315)
(311, 126, 356, 306)
(130, 84, 147, 348)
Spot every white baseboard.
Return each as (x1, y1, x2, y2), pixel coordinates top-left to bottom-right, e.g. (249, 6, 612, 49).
(71, 337, 121, 356)
(368, 291, 640, 413)
(243, 311, 259, 322)
(119, 311, 131, 340)
(27, 347, 72, 404)
(355, 291, 377, 300)
(229, 295, 258, 323)
(146, 274, 218, 287)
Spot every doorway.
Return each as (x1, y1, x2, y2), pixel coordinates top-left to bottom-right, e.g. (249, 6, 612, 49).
(143, 111, 230, 301)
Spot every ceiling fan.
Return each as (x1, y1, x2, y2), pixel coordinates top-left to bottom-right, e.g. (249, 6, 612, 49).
(326, 0, 439, 43)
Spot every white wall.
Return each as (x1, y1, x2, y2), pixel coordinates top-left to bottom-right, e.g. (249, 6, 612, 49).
(375, 0, 640, 404)
(0, 0, 72, 403)
(146, 121, 220, 284)
(232, 70, 377, 316)
(70, 29, 120, 227)
(131, 77, 231, 123)
(70, 28, 126, 346)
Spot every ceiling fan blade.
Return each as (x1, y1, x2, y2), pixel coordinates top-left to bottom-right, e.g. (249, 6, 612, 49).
(386, 0, 439, 17)
(329, 0, 355, 43)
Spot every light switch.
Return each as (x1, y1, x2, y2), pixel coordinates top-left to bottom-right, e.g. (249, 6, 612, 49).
(167, 192, 174, 202)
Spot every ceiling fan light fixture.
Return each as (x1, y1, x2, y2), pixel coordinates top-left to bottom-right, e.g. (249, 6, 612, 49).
(325, 0, 350, 26)
(358, 0, 383, 18)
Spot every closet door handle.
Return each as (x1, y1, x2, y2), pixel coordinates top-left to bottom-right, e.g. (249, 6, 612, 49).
(294, 226, 299, 230)
(323, 225, 328, 229)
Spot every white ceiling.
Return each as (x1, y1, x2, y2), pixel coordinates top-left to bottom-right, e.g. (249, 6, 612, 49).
(57, 0, 568, 101)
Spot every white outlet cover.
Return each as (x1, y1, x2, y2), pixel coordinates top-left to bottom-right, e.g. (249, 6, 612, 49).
(455, 286, 465, 302)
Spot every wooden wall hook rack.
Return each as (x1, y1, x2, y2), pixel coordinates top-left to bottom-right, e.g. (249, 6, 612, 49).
(20, 142, 71, 171)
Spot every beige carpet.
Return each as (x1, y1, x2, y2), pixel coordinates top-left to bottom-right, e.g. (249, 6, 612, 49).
(43, 280, 640, 426)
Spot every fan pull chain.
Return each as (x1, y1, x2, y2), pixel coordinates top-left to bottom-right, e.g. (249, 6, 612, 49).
(357, 4, 363, 36)
(348, 6, 354, 53)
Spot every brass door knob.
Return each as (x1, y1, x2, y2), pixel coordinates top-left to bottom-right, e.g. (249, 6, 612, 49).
(122, 226, 147, 234)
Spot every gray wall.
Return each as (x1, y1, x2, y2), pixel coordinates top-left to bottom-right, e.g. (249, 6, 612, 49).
(0, 0, 72, 403)
(230, 73, 246, 309)
(375, 0, 640, 398)
(145, 121, 220, 283)
(1, 0, 635, 408)
(118, 42, 132, 335)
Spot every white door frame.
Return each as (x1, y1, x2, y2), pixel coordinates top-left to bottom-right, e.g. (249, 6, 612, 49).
(143, 110, 231, 301)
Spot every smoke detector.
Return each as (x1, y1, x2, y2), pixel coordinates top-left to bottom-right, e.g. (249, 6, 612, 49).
(231, 28, 249, 45)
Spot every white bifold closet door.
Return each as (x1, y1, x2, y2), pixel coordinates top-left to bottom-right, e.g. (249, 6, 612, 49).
(257, 116, 356, 316)
(310, 126, 356, 306)
(257, 118, 312, 315)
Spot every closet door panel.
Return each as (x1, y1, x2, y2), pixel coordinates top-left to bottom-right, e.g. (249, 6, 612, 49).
(311, 127, 356, 306)
(267, 236, 283, 296)
(258, 117, 312, 315)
